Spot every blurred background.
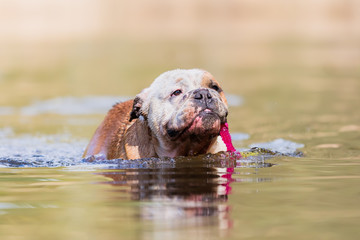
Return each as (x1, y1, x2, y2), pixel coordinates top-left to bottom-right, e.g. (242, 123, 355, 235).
(0, 0, 359, 151)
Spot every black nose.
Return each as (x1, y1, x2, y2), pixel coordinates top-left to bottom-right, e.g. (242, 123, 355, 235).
(193, 89, 214, 107)
(194, 89, 212, 101)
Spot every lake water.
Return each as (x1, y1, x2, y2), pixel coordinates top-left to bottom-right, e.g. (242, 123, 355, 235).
(0, 40, 359, 240)
(1, 88, 359, 240)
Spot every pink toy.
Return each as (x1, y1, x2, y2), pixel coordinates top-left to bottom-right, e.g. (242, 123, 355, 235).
(219, 123, 239, 195)
(220, 123, 242, 158)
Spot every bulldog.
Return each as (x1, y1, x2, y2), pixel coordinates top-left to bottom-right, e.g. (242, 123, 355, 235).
(83, 69, 229, 160)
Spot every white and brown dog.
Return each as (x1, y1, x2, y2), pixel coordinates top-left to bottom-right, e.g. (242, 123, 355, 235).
(83, 69, 228, 160)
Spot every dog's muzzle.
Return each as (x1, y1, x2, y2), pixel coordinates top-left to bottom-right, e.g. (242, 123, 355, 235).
(193, 89, 214, 108)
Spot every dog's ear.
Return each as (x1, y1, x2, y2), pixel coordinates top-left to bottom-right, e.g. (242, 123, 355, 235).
(129, 88, 150, 122)
(129, 96, 143, 122)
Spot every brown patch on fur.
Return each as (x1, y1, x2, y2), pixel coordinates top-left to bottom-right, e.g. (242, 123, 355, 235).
(201, 72, 228, 106)
(176, 77, 183, 83)
(83, 100, 154, 160)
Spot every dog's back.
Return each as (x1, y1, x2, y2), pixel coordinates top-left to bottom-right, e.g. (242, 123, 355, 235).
(83, 100, 134, 159)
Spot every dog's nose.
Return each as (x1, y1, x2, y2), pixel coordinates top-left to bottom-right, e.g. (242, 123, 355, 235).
(194, 89, 212, 101)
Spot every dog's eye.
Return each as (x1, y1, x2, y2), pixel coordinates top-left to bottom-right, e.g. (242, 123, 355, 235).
(210, 84, 220, 92)
(171, 89, 182, 97)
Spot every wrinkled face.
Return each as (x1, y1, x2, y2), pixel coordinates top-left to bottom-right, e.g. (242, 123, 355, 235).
(133, 69, 228, 149)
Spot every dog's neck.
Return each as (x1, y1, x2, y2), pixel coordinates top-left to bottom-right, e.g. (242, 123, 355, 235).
(123, 119, 155, 159)
(152, 134, 218, 158)
(127, 119, 222, 159)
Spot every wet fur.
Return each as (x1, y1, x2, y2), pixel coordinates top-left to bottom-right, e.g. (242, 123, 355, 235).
(83, 69, 228, 160)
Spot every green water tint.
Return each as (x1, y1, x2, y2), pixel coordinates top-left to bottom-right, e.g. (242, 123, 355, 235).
(239, 147, 302, 158)
(1, 150, 359, 240)
(1, 39, 359, 240)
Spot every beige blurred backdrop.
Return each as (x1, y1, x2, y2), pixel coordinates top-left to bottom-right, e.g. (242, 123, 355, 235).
(1, 0, 359, 101)
(1, 0, 359, 43)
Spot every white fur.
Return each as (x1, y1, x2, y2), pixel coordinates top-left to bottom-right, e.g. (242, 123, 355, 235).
(136, 69, 228, 157)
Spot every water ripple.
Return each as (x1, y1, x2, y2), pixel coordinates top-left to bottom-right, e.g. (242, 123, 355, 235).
(0, 128, 303, 169)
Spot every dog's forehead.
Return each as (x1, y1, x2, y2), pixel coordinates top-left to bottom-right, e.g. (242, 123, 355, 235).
(150, 69, 218, 91)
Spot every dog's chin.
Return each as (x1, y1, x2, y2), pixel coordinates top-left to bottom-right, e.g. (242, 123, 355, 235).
(166, 110, 222, 140)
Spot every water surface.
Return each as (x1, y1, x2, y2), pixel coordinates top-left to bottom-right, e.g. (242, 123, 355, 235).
(0, 122, 359, 240)
(1, 39, 359, 240)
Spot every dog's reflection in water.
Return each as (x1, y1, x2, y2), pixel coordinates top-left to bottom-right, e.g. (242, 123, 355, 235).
(98, 166, 234, 230)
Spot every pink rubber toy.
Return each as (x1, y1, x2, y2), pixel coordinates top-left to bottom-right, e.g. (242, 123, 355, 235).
(220, 123, 242, 158)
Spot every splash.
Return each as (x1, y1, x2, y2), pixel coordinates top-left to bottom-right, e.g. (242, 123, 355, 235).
(0, 128, 303, 168)
(250, 138, 304, 156)
(0, 129, 85, 168)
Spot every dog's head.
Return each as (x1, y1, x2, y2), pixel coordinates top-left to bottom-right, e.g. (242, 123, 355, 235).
(130, 69, 228, 156)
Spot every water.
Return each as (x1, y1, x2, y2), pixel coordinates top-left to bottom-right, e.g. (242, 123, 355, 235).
(1, 84, 360, 240)
(1, 40, 360, 239)
(0, 131, 298, 240)
(0, 111, 359, 240)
